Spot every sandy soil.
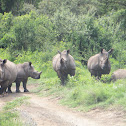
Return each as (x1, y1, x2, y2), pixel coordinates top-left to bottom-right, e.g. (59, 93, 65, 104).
(0, 84, 126, 126)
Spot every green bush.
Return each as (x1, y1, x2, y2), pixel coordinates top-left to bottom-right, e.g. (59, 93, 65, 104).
(101, 74, 112, 83)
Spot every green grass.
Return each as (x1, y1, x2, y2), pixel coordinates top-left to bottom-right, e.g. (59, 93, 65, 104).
(31, 60, 126, 112)
(4, 96, 30, 110)
(0, 96, 30, 126)
(0, 111, 22, 126)
(1, 48, 126, 113)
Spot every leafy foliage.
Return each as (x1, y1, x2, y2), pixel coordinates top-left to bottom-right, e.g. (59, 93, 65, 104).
(0, 0, 126, 66)
(0, 11, 55, 52)
(1, 0, 126, 113)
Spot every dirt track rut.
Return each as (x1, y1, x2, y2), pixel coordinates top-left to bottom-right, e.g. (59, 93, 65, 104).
(0, 84, 126, 126)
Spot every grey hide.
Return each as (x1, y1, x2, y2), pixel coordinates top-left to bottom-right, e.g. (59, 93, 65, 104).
(52, 50, 76, 85)
(8, 62, 42, 93)
(111, 69, 126, 81)
(87, 48, 113, 78)
(0, 59, 17, 94)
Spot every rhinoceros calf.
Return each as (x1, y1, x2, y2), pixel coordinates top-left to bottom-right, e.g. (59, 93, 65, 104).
(0, 59, 17, 94)
(87, 48, 113, 78)
(111, 69, 126, 81)
(8, 62, 42, 93)
(52, 50, 76, 85)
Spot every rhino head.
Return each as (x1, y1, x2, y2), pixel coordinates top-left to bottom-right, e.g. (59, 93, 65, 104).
(0, 59, 7, 82)
(58, 50, 70, 70)
(28, 62, 42, 79)
(99, 48, 113, 70)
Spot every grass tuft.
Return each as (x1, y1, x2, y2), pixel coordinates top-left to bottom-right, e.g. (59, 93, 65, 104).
(4, 96, 30, 110)
(0, 96, 30, 126)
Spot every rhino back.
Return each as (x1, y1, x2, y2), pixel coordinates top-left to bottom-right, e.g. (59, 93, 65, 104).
(67, 54, 76, 70)
(52, 54, 60, 71)
(87, 54, 99, 71)
(112, 69, 126, 81)
(4, 60, 17, 83)
(16, 63, 29, 79)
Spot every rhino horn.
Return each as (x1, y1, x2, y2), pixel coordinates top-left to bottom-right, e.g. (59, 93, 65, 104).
(60, 58, 64, 64)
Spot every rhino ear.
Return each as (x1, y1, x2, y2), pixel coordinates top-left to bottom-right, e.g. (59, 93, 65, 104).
(29, 62, 32, 66)
(58, 51, 61, 54)
(67, 50, 70, 54)
(108, 48, 113, 54)
(3, 59, 7, 64)
(101, 48, 104, 54)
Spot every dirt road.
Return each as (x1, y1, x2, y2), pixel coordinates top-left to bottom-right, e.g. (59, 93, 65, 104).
(0, 84, 126, 126)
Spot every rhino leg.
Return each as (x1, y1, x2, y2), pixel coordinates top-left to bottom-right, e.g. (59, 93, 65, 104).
(61, 74, 68, 86)
(0, 86, 4, 95)
(16, 81, 21, 93)
(57, 70, 61, 78)
(69, 69, 75, 76)
(7, 84, 12, 93)
(61, 76, 65, 85)
(96, 71, 102, 79)
(90, 70, 101, 79)
(23, 79, 29, 92)
(0, 87, 1, 94)
(0, 81, 9, 95)
(0, 87, 6, 95)
(0, 87, 2, 94)
(57, 70, 67, 85)
(0, 87, 5, 96)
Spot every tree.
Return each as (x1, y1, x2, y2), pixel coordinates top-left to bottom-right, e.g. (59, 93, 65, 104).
(97, 0, 126, 15)
(0, 0, 15, 13)
(0, 0, 40, 15)
(0, 12, 13, 48)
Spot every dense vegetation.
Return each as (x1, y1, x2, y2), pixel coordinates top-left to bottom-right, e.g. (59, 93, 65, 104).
(0, 0, 126, 64)
(1, 0, 126, 124)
